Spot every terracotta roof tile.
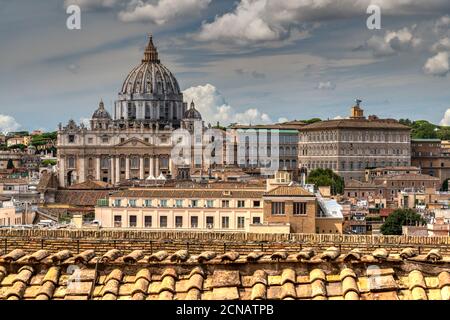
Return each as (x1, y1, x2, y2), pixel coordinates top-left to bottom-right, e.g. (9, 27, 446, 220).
(0, 246, 449, 300)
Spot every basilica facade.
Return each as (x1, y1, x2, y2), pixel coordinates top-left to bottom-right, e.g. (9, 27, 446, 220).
(57, 36, 203, 187)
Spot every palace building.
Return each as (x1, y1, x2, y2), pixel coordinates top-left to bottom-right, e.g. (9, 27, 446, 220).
(298, 101, 412, 181)
(57, 36, 204, 187)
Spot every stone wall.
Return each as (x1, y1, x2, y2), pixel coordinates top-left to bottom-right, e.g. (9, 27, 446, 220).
(0, 229, 449, 255)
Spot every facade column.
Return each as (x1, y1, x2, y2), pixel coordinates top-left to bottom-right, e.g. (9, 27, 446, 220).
(155, 156, 160, 177)
(79, 156, 86, 183)
(115, 157, 121, 184)
(59, 156, 66, 187)
(149, 156, 154, 177)
(169, 158, 174, 177)
(96, 157, 101, 181)
(125, 157, 130, 180)
(110, 157, 115, 184)
(139, 157, 145, 180)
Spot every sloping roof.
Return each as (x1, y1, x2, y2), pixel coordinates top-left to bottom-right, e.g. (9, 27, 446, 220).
(264, 186, 314, 197)
(37, 173, 58, 191)
(376, 173, 441, 182)
(55, 190, 110, 206)
(301, 118, 410, 131)
(0, 247, 448, 300)
(67, 180, 113, 190)
(345, 180, 380, 189)
(0, 195, 11, 202)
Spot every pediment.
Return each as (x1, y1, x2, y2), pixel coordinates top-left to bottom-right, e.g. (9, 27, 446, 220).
(116, 137, 153, 148)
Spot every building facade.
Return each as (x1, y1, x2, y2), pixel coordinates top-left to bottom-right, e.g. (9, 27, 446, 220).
(95, 186, 266, 231)
(411, 139, 450, 188)
(57, 36, 204, 187)
(298, 103, 411, 181)
(229, 121, 305, 176)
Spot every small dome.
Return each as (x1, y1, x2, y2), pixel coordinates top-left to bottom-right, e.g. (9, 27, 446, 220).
(92, 100, 111, 120)
(184, 101, 202, 120)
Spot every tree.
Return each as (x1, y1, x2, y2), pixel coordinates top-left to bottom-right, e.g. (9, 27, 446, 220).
(411, 120, 438, 139)
(6, 159, 14, 170)
(380, 209, 425, 235)
(437, 126, 450, 140)
(8, 144, 26, 151)
(303, 118, 322, 124)
(41, 159, 57, 167)
(442, 179, 449, 192)
(306, 168, 344, 195)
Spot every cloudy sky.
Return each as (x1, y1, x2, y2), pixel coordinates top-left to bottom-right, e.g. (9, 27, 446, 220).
(1, 0, 450, 133)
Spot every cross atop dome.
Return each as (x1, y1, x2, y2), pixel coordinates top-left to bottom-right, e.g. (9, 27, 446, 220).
(142, 34, 160, 63)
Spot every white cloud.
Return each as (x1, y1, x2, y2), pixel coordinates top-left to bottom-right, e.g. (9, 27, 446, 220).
(183, 84, 272, 125)
(434, 15, 450, 34)
(432, 37, 450, 53)
(440, 109, 450, 126)
(277, 117, 289, 123)
(119, 0, 211, 24)
(423, 52, 449, 76)
(316, 81, 336, 90)
(365, 27, 421, 57)
(196, 0, 449, 45)
(64, 0, 122, 10)
(0, 115, 21, 134)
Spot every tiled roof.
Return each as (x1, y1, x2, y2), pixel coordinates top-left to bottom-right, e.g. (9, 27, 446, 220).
(55, 191, 111, 206)
(37, 173, 58, 191)
(301, 119, 410, 131)
(67, 180, 113, 190)
(345, 180, 379, 189)
(376, 173, 440, 182)
(264, 186, 314, 197)
(0, 247, 448, 300)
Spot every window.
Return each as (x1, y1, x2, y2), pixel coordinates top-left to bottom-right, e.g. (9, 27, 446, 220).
(237, 200, 245, 208)
(272, 202, 285, 215)
(144, 199, 152, 207)
(68, 135, 75, 143)
(191, 216, 198, 228)
(206, 216, 214, 228)
(191, 200, 198, 208)
(222, 216, 230, 229)
(68, 157, 76, 169)
(129, 215, 137, 227)
(237, 217, 245, 229)
(130, 157, 139, 169)
(293, 202, 307, 215)
(252, 217, 261, 224)
(160, 200, 168, 207)
(120, 138, 125, 143)
(175, 200, 183, 208)
(88, 138, 93, 144)
(114, 215, 122, 228)
(206, 200, 214, 208)
(101, 158, 109, 169)
(175, 216, 183, 228)
(144, 216, 152, 228)
(222, 200, 230, 208)
(128, 199, 137, 207)
(253, 201, 261, 208)
(102, 137, 109, 143)
(160, 216, 168, 228)
(114, 199, 122, 207)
